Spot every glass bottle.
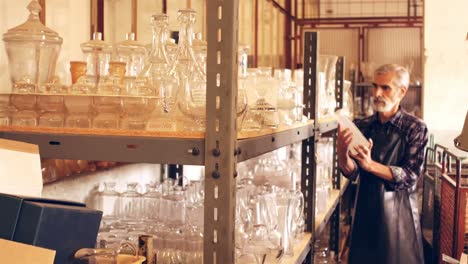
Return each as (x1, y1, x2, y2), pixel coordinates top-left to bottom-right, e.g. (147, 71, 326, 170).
(140, 14, 178, 132)
(173, 9, 207, 132)
(2, 0, 63, 93)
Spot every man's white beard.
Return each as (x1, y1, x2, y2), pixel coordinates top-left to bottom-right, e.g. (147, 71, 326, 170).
(372, 96, 396, 112)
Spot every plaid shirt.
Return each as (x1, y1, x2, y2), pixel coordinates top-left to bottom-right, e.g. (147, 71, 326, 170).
(345, 108, 428, 191)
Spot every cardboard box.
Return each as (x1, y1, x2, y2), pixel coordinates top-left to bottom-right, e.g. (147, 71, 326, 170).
(0, 138, 43, 196)
(0, 193, 102, 264)
(0, 239, 55, 264)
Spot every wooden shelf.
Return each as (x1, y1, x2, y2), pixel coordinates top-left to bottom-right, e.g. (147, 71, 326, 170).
(279, 232, 312, 264)
(0, 121, 316, 165)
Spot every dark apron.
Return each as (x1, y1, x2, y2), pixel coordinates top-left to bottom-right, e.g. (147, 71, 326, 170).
(348, 122, 424, 264)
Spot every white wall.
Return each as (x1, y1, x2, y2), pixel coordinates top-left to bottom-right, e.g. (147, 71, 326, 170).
(424, 0, 468, 156)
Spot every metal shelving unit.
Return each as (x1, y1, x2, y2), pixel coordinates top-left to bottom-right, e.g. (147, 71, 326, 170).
(0, 8, 347, 264)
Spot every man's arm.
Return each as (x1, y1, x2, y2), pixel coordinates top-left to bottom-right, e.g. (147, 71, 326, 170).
(337, 125, 359, 181)
(352, 123, 428, 190)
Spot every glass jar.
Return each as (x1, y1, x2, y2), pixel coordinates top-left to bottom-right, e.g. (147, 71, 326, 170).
(120, 182, 142, 223)
(2, 0, 62, 93)
(115, 32, 146, 95)
(71, 32, 112, 94)
(97, 182, 120, 222)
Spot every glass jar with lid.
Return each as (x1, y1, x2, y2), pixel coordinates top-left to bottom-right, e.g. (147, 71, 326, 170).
(115, 32, 147, 95)
(71, 32, 112, 94)
(2, 0, 63, 94)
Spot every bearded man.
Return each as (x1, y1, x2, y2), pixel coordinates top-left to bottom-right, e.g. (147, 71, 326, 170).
(337, 64, 428, 264)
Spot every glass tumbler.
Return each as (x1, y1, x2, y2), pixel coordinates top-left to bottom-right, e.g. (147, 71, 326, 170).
(10, 94, 37, 126)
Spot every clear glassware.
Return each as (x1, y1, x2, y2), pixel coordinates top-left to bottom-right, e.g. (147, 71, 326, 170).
(342, 80, 354, 119)
(71, 32, 112, 94)
(10, 94, 37, 126)
(37, 95, 64, 127)
(134, 14, 176, 132)
(192, 32, 207, 74)
(255, 67, 279, 129)
(114, 32, 146, 95)
(92, 95, 121, 129)
(173, 9, 207, 131)
(166, 38, 178, 64)
(2, 0, 62, 93)
(142, 183, 162, 222)
(293, 69, 305, 122)
(97, 182, 121, 223)
(64, 95, 92, 128)
(0, 95, 10, 126)
(119, 182, 142, 224)
(276, 69, 298, 126)
(240, 69, 262, 131)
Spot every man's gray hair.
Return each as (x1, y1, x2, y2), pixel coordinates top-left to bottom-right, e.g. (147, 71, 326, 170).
(374, 64, 410, 89)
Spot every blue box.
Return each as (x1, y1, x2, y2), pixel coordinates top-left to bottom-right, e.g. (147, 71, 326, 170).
(0, 193, 102, 264)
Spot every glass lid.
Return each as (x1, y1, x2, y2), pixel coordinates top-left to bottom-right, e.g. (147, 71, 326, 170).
(2, 0, 62, 44)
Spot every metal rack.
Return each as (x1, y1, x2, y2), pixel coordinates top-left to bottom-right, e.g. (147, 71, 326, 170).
(0, 9, 347, 264)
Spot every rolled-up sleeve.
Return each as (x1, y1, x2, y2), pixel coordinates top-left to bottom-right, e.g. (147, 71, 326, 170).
(341, 159, 360, 182)
(387, 124, 428, 191)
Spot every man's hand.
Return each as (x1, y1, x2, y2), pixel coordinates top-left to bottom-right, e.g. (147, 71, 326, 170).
(350, 139, 374, 172)
(337, 124, 357, 175)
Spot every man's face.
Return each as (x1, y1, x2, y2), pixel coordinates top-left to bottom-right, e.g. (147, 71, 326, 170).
(371, 71, 406, 113)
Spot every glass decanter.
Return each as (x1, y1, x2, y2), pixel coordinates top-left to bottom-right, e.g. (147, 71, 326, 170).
(130, 14, 173, 131)
(173, 9, 207, 132)
(2, 0, 62, 93)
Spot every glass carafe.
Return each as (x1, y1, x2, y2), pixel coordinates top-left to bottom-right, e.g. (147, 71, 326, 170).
(173, 9, 207, 132)
(134, 14, 176, 132)
(2, 0, 62, 94)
